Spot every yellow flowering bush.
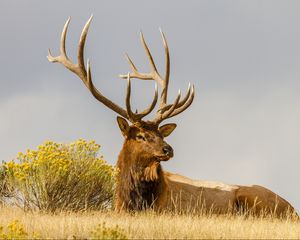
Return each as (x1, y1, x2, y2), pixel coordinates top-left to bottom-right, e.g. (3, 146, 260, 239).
(4, 139, 116, 212)
(90, 222, 128, 240)
(0, 219, 39, 239)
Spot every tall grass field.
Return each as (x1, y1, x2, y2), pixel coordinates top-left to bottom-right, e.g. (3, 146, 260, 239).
(0, 206, 299, 239)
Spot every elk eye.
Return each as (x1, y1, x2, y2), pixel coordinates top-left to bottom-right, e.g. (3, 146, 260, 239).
(136, 134, 146, 141)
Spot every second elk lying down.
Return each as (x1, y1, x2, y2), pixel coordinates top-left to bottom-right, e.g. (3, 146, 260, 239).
(48, 16, 297, 217)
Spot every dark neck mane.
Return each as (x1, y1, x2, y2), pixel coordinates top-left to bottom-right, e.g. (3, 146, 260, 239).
(116, 145, 166, 211)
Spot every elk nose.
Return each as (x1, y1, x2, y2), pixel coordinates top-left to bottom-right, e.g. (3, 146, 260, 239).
(163, 145, 174, 157)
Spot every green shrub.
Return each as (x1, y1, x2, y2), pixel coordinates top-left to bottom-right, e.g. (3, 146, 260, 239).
(4, 139, 116, 212)
(90, 222, 128, 240)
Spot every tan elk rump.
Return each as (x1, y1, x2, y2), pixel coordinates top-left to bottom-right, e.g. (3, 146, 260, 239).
(48, 16, 297, 217)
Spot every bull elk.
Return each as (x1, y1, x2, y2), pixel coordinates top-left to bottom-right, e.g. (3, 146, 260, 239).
(48, 16, 297, 217)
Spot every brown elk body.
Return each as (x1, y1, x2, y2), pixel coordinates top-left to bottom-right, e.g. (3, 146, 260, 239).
(114, 119, 296, 216)
(48, 16, 297, 217)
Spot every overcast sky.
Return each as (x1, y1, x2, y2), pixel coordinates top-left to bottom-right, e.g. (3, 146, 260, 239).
(1, 0, 300, 211)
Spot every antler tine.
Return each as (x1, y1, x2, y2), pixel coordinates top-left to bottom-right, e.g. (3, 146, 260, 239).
(48, 16, 129, 120)
(125, 53, 138, 72)
(61, 17, 71, 59)
(154, 90, 181, 124)
(138, 83, 158, 117)
(119, 32, 165, 84)
(120, 54, 153, 80)
(158, 83, 191, 114)
(168, 85, 195, 118)
(154, 85, 194, 123)
(140, 32, 160, 80)
(125, 73, 159, 122)
(78, 15, 93, 72)
(159, 29, 170, 107)
(125, 74, 134, 121)
(47, 17, 71, 65)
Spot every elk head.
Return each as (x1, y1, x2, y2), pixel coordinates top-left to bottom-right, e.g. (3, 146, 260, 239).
(47, 15, 194, 172)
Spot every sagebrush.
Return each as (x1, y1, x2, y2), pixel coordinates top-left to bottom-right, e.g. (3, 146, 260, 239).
(3, 139, 116, 212)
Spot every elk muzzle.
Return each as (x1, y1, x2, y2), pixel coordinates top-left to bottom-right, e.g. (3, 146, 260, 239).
(161, 144, 174, 160)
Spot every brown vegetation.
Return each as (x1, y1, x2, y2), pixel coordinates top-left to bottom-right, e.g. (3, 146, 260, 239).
(0, 206, 299, 239)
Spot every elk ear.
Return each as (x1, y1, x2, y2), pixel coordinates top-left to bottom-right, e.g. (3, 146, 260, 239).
(159, 123, 177, 137)
(117, 117, 130, 137)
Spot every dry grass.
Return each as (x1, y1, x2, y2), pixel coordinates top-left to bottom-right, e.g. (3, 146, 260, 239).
(0, 206, 299, 239)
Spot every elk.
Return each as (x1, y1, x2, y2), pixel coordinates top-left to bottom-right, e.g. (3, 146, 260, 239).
(48, 16, 297, 217)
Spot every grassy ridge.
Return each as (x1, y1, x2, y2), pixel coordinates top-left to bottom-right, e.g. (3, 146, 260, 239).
(0, 206, 299, 239)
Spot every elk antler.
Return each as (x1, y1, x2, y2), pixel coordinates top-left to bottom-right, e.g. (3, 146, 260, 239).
(119, 30, 195, 125)
(47, 16, 158, 123)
